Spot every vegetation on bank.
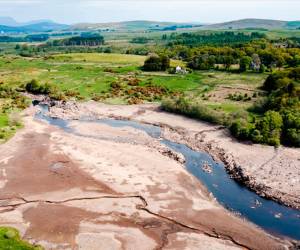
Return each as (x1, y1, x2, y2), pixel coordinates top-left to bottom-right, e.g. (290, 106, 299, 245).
(0, 84, 29, 142)
(162, 67, 300, 147)
(0, 227, 42, 250)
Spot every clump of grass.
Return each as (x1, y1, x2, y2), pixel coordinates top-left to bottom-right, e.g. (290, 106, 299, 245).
(9, 112, 22, 127)
(0, 227, 43, 250)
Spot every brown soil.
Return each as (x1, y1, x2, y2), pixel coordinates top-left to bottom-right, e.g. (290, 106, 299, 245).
(0, 132, 115, 199)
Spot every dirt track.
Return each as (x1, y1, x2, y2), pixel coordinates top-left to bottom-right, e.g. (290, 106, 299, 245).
(0, 105, 295, 249)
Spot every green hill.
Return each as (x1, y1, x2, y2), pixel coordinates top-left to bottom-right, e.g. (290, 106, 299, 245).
(204, 18, 300, 30)
(71, 20, 200, 31)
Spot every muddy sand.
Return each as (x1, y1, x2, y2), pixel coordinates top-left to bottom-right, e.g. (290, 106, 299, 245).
(0, 103, 297, 249)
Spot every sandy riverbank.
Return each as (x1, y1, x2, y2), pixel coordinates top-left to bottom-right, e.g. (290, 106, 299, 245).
(0, 104, 295, 249)
(48, 101, 300, 210)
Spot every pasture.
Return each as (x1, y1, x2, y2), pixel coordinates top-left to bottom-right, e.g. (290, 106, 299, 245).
(0, 52, 268, 141)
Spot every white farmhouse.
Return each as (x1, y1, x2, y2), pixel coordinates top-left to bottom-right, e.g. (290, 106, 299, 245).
(176, 66, 188, 74)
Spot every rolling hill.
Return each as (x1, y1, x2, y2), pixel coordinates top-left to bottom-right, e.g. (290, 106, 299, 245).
(71, 20, 201, 31)
(0, 21, 69, 33)
(0, 17, 299, 34)
(204, 18, 300, 30)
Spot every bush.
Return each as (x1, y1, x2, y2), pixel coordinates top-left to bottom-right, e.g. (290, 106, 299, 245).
(143, 54, 170, 71)
(8, 113, 21, 127)
(285, 128, 300, 147)
(229, 119, 254, 140)
(25, 80, 52, 95)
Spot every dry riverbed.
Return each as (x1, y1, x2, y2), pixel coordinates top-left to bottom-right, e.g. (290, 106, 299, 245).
(0, 101, 298, 249)
(49, 101, 300, 210)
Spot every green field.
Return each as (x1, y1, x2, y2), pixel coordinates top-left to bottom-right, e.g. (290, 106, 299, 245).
(0, 52, 266, 106)
(0, 53, 264, 100)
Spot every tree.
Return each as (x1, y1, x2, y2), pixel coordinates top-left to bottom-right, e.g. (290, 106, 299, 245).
(223, 55, 234, 70)
(239, 56, 251, 72)
(255, 111, 283, 146)
(160, 55, 170, 71)
(259, 64, 266, 73)
(143, 54, 170, 71)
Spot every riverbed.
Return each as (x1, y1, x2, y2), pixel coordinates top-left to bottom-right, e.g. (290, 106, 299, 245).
(36, 106, 300, 241)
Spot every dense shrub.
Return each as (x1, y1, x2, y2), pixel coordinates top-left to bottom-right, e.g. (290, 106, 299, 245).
(25, 80, 52, 95)
(248, 69, 299, 146)
(25, 80, 66, 100)
(143, 54, 170, 71)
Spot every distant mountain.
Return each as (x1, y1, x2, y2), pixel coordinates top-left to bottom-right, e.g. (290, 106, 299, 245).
(203, 18, 300, 30)
(0, 16, 19, 26)
(71, 20, 201, 31)
(20, 22, 69, 32)
(22, 19, 55, 26)
(0, 21, 69, 33)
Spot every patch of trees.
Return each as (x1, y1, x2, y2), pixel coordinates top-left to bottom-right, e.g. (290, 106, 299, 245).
(161, 67, 299, 147)
(230, 67, 300, 147)
(142, 54, 170, 71)
(130, 37, 150, 44)
(0, 34, 49, 43)
(166, 31, 266, 47)
(167, 40, 300, 72)
(0, 36, 23, 42)
(50, 32, 79, 37)
(125, 47, 150, 55)
(48, 34, 104, 47)
(25, 34, 50, 42)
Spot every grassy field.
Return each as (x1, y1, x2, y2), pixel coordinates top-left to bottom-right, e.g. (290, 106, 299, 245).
(0, 53, 187, 101)
(0, 52, 268, 141)
(49, 53, 146, 64)
(0, 53, 266, 104)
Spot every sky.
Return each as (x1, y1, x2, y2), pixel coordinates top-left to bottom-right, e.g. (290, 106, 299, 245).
(0, 0, 299, 24)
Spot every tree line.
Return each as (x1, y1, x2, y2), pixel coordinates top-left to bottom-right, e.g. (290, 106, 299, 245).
(165, 31, 266, 47)
(47, 33, 104, 47)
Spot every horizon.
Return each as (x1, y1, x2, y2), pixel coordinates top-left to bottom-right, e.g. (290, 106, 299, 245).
(2, 17, 300, 26)
(0, 0, 299, 25)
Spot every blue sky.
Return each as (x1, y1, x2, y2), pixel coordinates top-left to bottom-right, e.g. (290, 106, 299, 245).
(0, 0, 299, 24)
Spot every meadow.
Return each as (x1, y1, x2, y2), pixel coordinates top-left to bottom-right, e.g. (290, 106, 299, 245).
(0, 53, 265, 103)
(0, 52, 267, 142)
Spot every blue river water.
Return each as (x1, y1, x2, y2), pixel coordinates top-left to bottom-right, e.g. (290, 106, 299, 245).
(35, 106, 300, 240)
